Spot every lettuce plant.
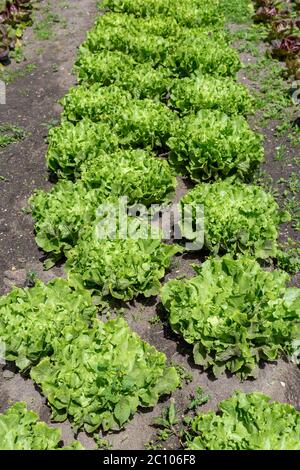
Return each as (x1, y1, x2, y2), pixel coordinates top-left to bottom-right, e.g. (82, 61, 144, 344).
(61, 84, 132, 122)
(31, 317, 179, 433)
(30, 180, 106, 255)
(180, 179, 289, 258)
(80, 148, 176, 204)
(0, 402, 83, 450)
(186, 392, 300, 450)
(164, 34, 240, 77)
(101, 0, 223, 29)
(31, 151, 176, 255)
(0, 278, 97, 370)
(66, 217, 181, 300)
(61, 85, 177, 148)
(81, 22, 239, 77)
(168, 110, 264, 181)
(75, 50, 172, 99)
(170, 74, 253, 115)
(46, 119, 120, 178)
(161, 255, 300, 378)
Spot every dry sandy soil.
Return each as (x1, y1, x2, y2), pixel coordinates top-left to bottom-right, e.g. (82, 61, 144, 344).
(0, 0, 299, 450)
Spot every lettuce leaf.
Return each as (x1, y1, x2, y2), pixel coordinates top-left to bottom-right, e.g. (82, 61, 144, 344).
(75, 50, 172, 100)
(46, 119, 120, 178)
(30, 180, 106, 255)
(81, 17, 239, 77)
(101, 0, 223, 29)
(31, 150, 176, 255)
(61, 84, 177, 148)
(80, 148, 176, 204)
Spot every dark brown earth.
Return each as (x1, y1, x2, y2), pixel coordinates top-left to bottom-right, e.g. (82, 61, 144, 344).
(0, 1, 300, 450)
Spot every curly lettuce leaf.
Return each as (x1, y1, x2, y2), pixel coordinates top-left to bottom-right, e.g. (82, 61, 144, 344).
(61, 84, 177, 148)
(30, 180, 106, 255)
(101, 0, 223, 29)
(46, 119, 120, 178)
(31, 151, 176, 255)
(75, 50, 172, 100)
(80, 148, 176, 204)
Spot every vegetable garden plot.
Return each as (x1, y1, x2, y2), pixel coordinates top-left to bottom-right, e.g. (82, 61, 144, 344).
(180, 179, 290, 258)
(161, 255, 300, 379)
(2, 0, 299, 450)
(0, 402, 83, 450)
(31, 317, 179, 433)
(185, 392, 300, 450)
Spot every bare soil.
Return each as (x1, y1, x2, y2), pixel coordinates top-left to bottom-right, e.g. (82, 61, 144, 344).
(0, 1, 299, 450)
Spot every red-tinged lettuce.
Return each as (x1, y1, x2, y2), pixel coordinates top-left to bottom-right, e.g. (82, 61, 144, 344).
(0, 0, 33, 62)
(253, 6, 278, 23)
(272, 36, 300, 58)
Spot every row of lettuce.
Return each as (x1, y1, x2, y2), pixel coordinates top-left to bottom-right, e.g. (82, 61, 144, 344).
(1, 0, 300, 450)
